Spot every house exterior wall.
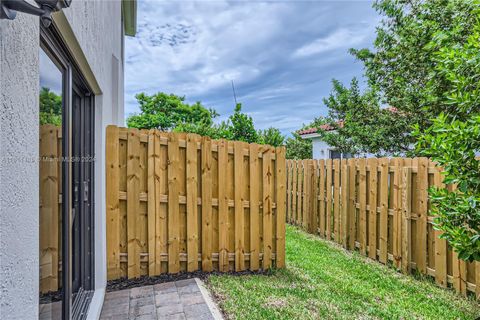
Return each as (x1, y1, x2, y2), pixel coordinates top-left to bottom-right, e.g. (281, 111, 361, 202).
(0, 14, 41, 320)
(311, 137, 333, 159)
(0, 1, 125, 318)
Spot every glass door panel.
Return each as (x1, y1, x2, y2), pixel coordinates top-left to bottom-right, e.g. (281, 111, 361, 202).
(39, 48, 64, 320)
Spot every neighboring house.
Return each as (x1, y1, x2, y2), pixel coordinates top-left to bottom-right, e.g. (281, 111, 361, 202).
(298, 123, 364, 160)
(0, 1, 137, 319)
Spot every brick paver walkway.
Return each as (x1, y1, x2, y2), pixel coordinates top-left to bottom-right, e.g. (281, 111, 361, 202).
(100, 278, 222, 320)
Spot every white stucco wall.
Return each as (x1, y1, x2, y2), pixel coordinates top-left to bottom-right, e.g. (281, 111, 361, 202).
(0, 1, 125, 319)
(0, 14, 40, 320)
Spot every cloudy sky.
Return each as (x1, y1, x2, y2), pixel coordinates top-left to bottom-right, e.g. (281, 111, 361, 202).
(125, 0, 379, 135)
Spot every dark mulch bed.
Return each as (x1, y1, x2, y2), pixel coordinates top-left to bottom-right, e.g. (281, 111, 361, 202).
(107, 269, 273, 292)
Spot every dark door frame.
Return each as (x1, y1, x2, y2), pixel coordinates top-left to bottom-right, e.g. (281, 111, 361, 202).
(40, 22, 95, 320)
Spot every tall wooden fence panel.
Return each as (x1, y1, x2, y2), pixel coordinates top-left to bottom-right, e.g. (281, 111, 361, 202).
(286, 158, 479, 299)
(106, 126, 286, 280)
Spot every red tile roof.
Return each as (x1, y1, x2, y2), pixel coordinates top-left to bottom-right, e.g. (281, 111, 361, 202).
(298, 120, 344, 135)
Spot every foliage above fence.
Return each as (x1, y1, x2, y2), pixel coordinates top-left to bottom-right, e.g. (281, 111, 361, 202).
(106, 126, 286, 280)
(286, 158, 479, 299)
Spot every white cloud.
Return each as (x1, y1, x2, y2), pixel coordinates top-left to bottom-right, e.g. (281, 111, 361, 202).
(125, 1, 379, 135)
(293, 27, 369, 58)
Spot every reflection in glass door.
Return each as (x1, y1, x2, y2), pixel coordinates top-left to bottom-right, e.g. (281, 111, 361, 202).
(39, 47, 64, 320)
(39, 24, 95, 320)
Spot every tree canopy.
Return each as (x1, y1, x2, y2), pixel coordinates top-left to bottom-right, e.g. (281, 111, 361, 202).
(39, 87, 62, 126)
(318, 0, 479, 156)
(126, 92, 217, 131)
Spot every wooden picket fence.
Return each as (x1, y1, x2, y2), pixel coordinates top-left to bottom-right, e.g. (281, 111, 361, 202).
(106, 126, 286, 280)
(286, 158, 479, 298)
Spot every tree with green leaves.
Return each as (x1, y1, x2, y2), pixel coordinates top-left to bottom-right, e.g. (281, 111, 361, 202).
(126, 92, 216, 131)
(285, 132, 312, 160)
(320, 0, 479, 156)
(228, 103, 259, 143)
(414, 8, 480, 261)
(39, 87, 62, 126)
(257, 127, 284, 147)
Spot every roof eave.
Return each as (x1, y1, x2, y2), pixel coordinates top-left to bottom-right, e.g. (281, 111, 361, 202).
(123, 0, 137, 37)
(299, 132, 322, 139)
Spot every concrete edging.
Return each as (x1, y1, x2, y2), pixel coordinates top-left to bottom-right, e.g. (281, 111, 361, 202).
(194, 278, 224, 320)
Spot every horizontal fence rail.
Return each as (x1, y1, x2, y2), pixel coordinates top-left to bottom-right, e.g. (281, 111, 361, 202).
(106, 126, 286, 280)
(286, 158, 479, 299)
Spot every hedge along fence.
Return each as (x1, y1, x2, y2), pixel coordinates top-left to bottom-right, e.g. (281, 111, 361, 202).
(287, 158, 479, 299)
(106, 126, 286, 280)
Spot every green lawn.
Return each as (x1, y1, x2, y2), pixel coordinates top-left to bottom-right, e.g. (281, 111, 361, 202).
(207, 225, 480, 320)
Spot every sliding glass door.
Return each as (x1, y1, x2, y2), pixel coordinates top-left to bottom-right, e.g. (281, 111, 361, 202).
(39, 24, 95, 320)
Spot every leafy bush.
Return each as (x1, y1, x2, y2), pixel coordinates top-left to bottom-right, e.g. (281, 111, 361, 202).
(415, 7, 480, 261)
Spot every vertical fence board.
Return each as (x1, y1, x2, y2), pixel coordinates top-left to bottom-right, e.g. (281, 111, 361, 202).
(417, 157, 429, 274)
(341, 159, 348, 247)
(276, 147, 286, 268)
(347, 158, 356, 250)
(249, 144, 260, 270)
(147, 130, 157, 275)
(297, 161, 303, 225)
(303, 160, 311, 229)
(201, 137, 213, 271)
(157, 131, 168, 274)
(186, 134, 199, 272)
(433, 166, 447, 287)
(218, 140, 229, 272)
(318, 160, 326, 237)
(401, 166, 412, 274)
(358, 158, 367, 255)
(127, 129, 141, 278)
(263, 147, 273, 269)
(234, 141, 245, 271)
(286, 161, 292, 224)
(325, 159, 333, 240)
(379, 158, 389, 264)
(302, 160, 309, 228)
(368, 158, 378, 260)
(333, 160, 341, 242)
(167, 133, 180, 274)
(106, 126, 120, 280)
(292, 161, 298, 225)
(392, 158, 402, 269)
(311, 160, 319, 235)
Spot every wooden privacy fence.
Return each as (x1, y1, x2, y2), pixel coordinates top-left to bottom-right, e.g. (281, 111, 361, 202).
(106, 126, 286, 280)
(286, 158, 479, 298)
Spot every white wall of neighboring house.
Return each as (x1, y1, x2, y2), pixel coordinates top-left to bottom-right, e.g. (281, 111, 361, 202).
(301, 132, 374, 159)
(0, 1, 126, 318)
